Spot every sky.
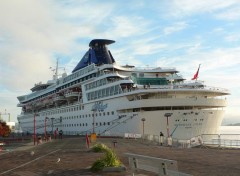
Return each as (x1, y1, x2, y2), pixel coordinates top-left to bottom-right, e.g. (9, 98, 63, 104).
(0, 0, 240, 124)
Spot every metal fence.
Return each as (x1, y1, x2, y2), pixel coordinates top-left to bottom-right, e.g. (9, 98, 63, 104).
(141, 134, 240, 149)
(201, 134, 240, 148)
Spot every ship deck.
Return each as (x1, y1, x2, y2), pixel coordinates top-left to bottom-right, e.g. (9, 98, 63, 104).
(1, 136, 240, 175)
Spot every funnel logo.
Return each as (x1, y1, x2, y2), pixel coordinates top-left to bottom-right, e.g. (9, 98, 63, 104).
(92, 101, 108, 112)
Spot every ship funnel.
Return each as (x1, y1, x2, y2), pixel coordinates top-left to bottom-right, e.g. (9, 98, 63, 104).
(72, 39, 115, 73)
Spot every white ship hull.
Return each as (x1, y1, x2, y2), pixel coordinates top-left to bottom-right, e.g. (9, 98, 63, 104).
(18, 93, 226, 140)
(17, 39, 229, 140)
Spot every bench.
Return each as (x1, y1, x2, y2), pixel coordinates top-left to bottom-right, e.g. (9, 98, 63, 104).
(125, 153, 192, 176)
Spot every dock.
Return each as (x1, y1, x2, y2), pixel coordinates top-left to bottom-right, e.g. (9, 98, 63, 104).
(1, 137, 240, 175)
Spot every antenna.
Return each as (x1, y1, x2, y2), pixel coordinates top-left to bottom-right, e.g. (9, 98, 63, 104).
(56, 58, 59, 80)
(49, 58, 59, 80)
(49, 58, 65, 80)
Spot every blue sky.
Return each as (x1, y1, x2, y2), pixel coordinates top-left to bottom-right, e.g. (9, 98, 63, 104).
(0, 0, 240, 124)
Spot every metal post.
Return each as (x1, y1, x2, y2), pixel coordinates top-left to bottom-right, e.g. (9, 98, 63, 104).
(141, 118, 146, 138)
(167, 116, 169, 138)
(34, 113, 36, 145)
(93, 112, 95, 133)
(51, 118, 55, 134)
(164, 113, 172, 138)
(60, 116, 62, 131)
(44, 117, 49, 139)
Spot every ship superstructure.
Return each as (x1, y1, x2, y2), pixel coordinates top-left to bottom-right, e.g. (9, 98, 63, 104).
(17, 39, 229, 140)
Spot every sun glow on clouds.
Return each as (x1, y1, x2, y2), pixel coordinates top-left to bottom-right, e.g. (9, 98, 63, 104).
(0, 0, 240, 123)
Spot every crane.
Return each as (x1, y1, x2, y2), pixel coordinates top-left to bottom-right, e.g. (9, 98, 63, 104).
(0, 109, 11, 122)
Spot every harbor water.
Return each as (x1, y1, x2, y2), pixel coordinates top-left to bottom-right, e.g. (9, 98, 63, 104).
(201, 126, 240, 148)
(220, 126, 240, 134)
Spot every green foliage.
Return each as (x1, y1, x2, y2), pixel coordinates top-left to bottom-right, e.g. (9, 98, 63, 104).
(91, 158, 106, 171)
(104, 150, 121, 167)
(91, 143, 122, 172)
(92, 143, 110, 153)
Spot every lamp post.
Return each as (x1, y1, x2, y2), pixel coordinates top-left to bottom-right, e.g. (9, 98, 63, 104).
(141, 118, 146, 137)
(51, 117, 55, 135)
(164, 113, 173, 138)
(93, 113, 95, 134)
(44, 117, 49, 139)
(33, 112, 38, 145)
(91, 109, 96, 134)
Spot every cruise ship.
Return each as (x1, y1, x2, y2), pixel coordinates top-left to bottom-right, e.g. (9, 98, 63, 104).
(17, 39, 229, 140)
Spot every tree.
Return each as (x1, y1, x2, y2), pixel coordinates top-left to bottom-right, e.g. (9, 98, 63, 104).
(0, 121, 11, 137)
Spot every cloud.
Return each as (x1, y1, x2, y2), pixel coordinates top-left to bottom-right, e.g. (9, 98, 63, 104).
(133, 43, 167, 55)
(163, 22, 188, 35)
(107, 16, 150, 38)
(1, 0, 240, 123)
(224, 33, 240, 42)
(215, 6, 240, 20)
(166, 0, 240, 18)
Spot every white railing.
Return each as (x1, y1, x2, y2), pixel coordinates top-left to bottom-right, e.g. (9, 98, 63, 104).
(201, 134, 240, 148)
(141, 133, 240, 149)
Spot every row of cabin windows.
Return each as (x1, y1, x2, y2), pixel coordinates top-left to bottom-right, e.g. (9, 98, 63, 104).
(63, 121, 111, 127)
(26, 90, 56, 104)
(87, 85, 122, 101)
(19, 111, 115, 124)
(62, 111, 115, 120)
(26, 65, 95, 103)
(85, 78, 107, 90)
(43, 106, 84, 116)
(175, 119, 204, 122)
(63, 64, 95, 83)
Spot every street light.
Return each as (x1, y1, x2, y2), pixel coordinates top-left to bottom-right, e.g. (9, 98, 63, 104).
(33, 112, 39, 146)
(91, 108, 97, 134)
(51, 117, 55, 135)
(164, 113, 173, 138)
(44, 117, 49, 139)
(141, 118, 146, 138)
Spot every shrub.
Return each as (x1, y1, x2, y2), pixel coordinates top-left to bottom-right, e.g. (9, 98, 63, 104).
(91, 143, 122, 171)
(92, 143, 110, 153)
(104, 150, 121, 167)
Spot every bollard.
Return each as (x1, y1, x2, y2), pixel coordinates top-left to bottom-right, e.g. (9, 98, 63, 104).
(37, 136, 42, 145)
(112, 140, 117, 148)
